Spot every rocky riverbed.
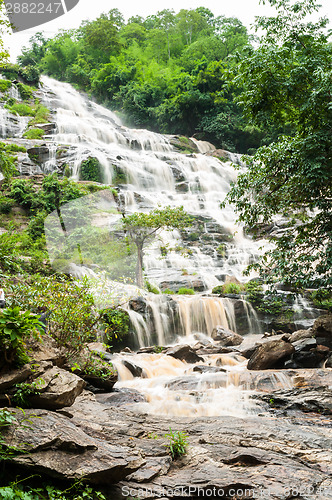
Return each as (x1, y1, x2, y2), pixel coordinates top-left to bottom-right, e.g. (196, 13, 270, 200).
(1, 315, 331, 499)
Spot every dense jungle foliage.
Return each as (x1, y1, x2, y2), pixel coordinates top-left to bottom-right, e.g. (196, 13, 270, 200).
(16, 7, 269, 153)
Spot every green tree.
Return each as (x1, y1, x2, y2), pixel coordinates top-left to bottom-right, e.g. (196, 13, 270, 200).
(0, 0, 10, 65)
(122, 206, 192, 287)
(226, 0, 332, 289)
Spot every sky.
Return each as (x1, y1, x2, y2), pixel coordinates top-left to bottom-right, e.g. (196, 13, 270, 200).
(3, 0, 332, 61)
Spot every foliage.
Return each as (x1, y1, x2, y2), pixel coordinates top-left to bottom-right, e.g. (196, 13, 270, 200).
(0, 480, 107, 499)
(177, 288, 195, 295)
(162, 288, 175, 294)
(212, 282, 243, 295)
(145, 281, 160, 294)
(164, 428, 188, 459)
(71, 352, 115, 380)
(23, 128, 44, 140)
(5, 102, 35, 116)
(16, 82, 33, 100)
(122, 206, 192, 287)
(0, 79, 11, 92)
(0, 151, 18, 180)
(12, 380, 43, 408)
(245, 280, 264, 303)
(0, 408, 17, 429)
(310, 289, 332, 312)
(16, 8, 270, 153)
(225, 0, 332, 290)
(0, 195, 14, 214)
(80, 157, 103, 183)
(4, 275, 97, 354)
(0, 142, 26, 153)
(102, 307, 130, 345)
(0, 307, 43, 369)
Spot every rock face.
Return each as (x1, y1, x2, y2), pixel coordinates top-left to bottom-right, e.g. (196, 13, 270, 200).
(247, 339, 295, 370)
(313, 314, 332, 348)
(3, 408, 144, 484)
(30, 367, 86, 410)
(211, 326, 244, 346)
(165, 344, 204, 364)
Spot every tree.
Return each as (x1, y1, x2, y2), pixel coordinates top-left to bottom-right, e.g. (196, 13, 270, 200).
(226, 0, 332, 289)
(0, 0, 10, 65)
(122, 206, 192, 288)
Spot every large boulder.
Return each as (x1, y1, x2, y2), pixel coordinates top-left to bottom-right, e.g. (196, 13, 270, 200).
(30, 367, 86, 409)
(3, 408, 144, 484)
(211, 326, 244, 346)
(247, 339, 295, 370)
(165, 344, 204, 364)
(312, 314, 332, 348)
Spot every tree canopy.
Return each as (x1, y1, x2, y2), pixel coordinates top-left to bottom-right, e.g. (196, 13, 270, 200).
(225, 0, 332, 290)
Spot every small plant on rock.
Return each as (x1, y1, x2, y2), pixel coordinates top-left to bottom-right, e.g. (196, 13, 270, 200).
(165, 428, 188, 459)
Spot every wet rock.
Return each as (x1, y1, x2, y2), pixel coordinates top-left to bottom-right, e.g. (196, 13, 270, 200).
(292, 350, 325, 368)
(292, 337, 317, 351)
(165, 345, 204, 364)
(0, 365, 32, 392)
(34, 122, 56, 134)
(122, 360, 146, 378)
(129, 297, 147, 313)
(255, 386, 332, 415)
(211, 326, 244, 346)
(326, 354, 332, 368)
(81, 371, 117, 392)
(193, 365, 226, 374)
(29, 367, 86, 410)
(247, 339, 295, 370)
(312, 314, 332, 348)
(4, 408, 143, 484)
(96, 388, 146, 406)
(289, 328, 314, 343)
(27, 146, 49, 164)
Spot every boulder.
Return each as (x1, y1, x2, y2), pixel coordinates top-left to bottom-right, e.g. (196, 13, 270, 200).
(29, 367, 86, 409)
(326, 354, 332, 368)
(193, 365, 226, 374)
(122, 360, 146, 378)
(289, 329, 314, 343)
(247, 339, 295, 370)
(0, 365, 32, 392)
(96, 388, 146, 406)
(3, 409, 143, 484)
(292, 350, 325, 368)
(312, 314, 332, 348)
(27, 146, 49, 164)
(165, 345, 204, 364)
(211, 326, 244, 346)
(129, 297, 147, 313)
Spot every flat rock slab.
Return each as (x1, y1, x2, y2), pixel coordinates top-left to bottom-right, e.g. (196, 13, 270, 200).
(4, 409, 144, 484)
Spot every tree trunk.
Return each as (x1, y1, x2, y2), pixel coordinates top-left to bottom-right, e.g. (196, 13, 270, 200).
(136, 243, 144, 288)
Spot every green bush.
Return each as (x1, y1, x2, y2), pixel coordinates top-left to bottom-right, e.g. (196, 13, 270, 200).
(80, 157, 103, 183)
(165, 428, 188, 459)
(102, 308, 130, 345)
(310, 289, 332, 312)
(5, 102, 34, 116)
(0, 63, 20, 80)
(23, 128, 44, 139)
(0, 151, 18, 179)
(0, 142, 26, 153)
(0, 79, 12, 92)
(177, 287, 195, 295)
(223, 282, 242, 294)
(145, 281, 160, 294)
(245, 280, 264, 303)
(0, 196, 15, 214)
(212, 285, 224, 295)
(28, 104, 50, 126)
(16, 82, 33, 100)
(19, 64, 40, 83)
(12, 380, 43, 408)
(0, 307, 44, 369)
(162, 288, 175, 294)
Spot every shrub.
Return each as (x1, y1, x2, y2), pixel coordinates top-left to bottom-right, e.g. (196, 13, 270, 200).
(0, 307, 44, 369)
(165, 428, 188, 459)
(310, 289, 332, 312)
(0, 142, 26, 153)
(19, 64, 40, 83)
(16, 82, 33, 100)
(12, 380, 43, 408)
(145, 281, 160, 294)
(177, 288, 195, 295)
(23, 128, 44, 139)
(0, 79, 12, 93)
(80, 157, 103, 183)
(162, 288, 175, 294)
(28, 104, 50, 126)
(245, 280, 264, 303)
(102, 308, 130, 345)
(0, 151, 18, 179)
(0, 196, 15, 214)
(223, 282, 242, 294)
(5, 102, 35, 116)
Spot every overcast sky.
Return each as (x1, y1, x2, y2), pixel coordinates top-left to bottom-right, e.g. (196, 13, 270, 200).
(3, 0, 332, 61)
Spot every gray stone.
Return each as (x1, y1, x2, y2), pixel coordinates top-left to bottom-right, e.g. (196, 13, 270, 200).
(0, 365, 32, 392)
(312, 314, 332, 348)
(165, 345, 204, 364)
(122, 359, 146, 378)
(247, 339, 295, 370)
(211, 326, 244, 346)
